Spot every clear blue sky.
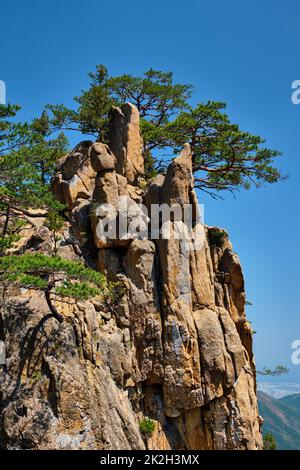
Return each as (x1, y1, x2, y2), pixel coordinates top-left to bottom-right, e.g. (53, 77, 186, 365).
(1, 0, 299, 381)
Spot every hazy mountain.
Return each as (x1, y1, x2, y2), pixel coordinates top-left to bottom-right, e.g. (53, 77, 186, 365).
(281, 393, 300, 410)
(257, 382, 300, 399)
(258, 391, 300, 449)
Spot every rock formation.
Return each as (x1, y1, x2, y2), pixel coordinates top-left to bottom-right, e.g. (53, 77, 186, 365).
(0, 103, 262, 450)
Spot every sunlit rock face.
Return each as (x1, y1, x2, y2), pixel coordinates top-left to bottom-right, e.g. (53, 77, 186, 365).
(0, 103, 262, 450)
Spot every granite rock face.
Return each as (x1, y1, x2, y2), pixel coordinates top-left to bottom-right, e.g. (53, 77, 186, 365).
(0, 103, 262, 450)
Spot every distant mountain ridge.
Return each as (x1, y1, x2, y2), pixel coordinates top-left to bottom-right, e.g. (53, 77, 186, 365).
(258, 391, 300, 449)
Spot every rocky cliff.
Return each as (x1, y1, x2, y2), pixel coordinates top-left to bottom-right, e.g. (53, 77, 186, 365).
(0, 103, 262, 450)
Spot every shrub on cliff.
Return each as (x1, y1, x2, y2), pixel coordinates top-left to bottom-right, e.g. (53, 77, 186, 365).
(208, 227, 228, 247)
(139, 418, 156, 436)
(263, 433, 277, 450)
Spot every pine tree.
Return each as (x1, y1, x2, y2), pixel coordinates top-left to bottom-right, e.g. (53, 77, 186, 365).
(0, 105, 68, 254)
(0, 253, 111, 323)
(46, 65, 284, 196)
(0, 107, 118, 322)
(257, 366, 289, 376)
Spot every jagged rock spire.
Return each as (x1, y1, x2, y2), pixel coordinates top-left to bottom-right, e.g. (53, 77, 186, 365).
(0, 105, 262, 450)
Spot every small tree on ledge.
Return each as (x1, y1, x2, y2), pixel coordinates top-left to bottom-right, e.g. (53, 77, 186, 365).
(257, 366, 289, 377)
(0, 253, 109, 323)
(263, 433, 277, 450)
